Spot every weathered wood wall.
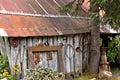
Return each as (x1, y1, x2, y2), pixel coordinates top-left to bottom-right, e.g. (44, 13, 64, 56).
(0, 34, 90, 75)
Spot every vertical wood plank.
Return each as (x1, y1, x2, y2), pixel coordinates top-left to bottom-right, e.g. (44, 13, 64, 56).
(47, 37, 54, 70)
(85, 34, 90, 70)
(74, 35, 81, 73)
(32, 37, 39, 67)
(37, 37, 43, 66)
(69, 35, 74, 72)
(53, 36, 58, 71)
(4, 37, 12, 72)
(58, 36, 65, 72)
(19, 38, 27, 71)
(0, 37, 7, 57)
(65, 36, 70, 73)
(27, 37, 33, 68)
(42, 37, 48, 68)
(10, 38, 20, 73)
(79, 34, 83, 73)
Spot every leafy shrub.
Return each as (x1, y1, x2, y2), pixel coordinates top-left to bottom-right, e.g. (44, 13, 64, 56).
(22, 66, 65, 80)
(107, 36, 120, 62)
(0, 52, 14, 80)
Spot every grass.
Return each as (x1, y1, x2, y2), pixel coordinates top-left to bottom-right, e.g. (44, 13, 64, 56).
(111, 67, 120, 72)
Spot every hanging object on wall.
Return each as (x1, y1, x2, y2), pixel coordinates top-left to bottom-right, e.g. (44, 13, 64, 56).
(10, 38, 19, 48)
(47, 52, 53, 61)
(34, 53, 41, 64)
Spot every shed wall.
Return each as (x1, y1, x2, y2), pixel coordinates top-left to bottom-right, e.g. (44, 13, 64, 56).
(0, 34, 90, 74)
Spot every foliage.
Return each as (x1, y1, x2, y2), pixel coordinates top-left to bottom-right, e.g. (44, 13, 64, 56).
(100, 38, 103, 47)
(0, 52, 14, 80)
(21, 66, 65, 80)
(72, 72, 98, 80)
(111, 67, 120, 72)
(58, 0, 83, 16)
(90, 0, 120, 28)
(58, 0, 120, 28)
(13, 64, 19, 75)
(107, 36, 120, 62)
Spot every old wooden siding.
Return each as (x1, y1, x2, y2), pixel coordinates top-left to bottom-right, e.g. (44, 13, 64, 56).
(0, 34, 90, 74)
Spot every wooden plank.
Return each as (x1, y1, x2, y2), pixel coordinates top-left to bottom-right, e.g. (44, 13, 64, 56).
(0, 37, 7, 57)
(53, 36, 58, 71)
(4, 37, 12, 72)
(78, 35, 83, 73)
(47, 37, 54, 70)
(10, 38, 20, 73)
(28, 45, 62, 52)
(69, 35, 74, 72)
(74, 35, 81, 73)
(42, 37, 48, 68)
(27, 37, 33, 68)
(60, 36, 66, 73)
(85, 35, 90, 70)
(32, 37, 39, 67)
(19, 38, 27, 71)
(37, 37, 43, 66)
(65, 36, 70, 73)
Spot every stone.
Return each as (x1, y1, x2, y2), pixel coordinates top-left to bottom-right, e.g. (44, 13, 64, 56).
(90, 78, 96, 80)
(98, 70, 112, 80)
(1, 78, 8, 80)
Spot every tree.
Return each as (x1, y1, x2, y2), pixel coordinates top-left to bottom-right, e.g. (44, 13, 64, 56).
(89, 0, 120, 73)
(59, 0, 120, 73)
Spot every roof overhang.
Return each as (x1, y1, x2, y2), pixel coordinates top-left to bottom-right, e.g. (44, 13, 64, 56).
(0, 13, 91, 37)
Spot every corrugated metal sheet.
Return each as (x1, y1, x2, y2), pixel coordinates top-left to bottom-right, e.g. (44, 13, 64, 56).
(1, 0, 118, 37)
(0, 0, 73, 15)
(0, 0, 92, 37)
(0, 13, 90, 37)
(100, 24, 120, 34)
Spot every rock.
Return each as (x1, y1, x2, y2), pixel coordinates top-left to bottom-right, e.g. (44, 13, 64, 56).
(98, 70, 112, 80)
(90, 78, 96, 80)
(1, 78, 8, 80)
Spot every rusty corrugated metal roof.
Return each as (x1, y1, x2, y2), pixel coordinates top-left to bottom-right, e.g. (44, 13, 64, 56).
(0, 0, 119, 37)
(0, 13, 90, 37)
(0, 0, 91, 37)
(0, 0, 73, 15)
(100, 24, 120, 34)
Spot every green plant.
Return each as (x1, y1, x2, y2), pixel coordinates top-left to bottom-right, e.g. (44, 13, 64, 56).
(107, 36, 120, 62)
(0, 52, 14, 80)
(22, 66, 65, 80)
(100, 38, 103, 47)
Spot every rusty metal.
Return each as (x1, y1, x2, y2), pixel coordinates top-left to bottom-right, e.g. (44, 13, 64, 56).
(28, 45, 64, 73)
(0, 13, 90, 37)
(10, 38, 19, 48)
(0, 0, 91, 37)
(34, 53, 41, 64)
(47, 52, 53, 61)
(0, 0, 119, 37)
(0, 0, 70, 15)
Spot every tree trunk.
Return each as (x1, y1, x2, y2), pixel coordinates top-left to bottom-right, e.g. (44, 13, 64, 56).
(89, 20, 100, 73)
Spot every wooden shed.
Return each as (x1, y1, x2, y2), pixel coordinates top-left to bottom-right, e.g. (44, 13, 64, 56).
(0, 0, 92, 77)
